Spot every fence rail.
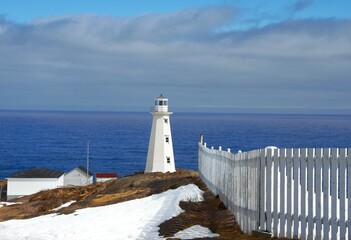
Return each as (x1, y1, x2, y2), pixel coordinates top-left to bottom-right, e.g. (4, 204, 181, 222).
(198, 142, 351, 239)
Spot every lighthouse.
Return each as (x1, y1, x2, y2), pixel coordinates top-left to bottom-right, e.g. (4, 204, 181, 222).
(145, 94, 175, 173)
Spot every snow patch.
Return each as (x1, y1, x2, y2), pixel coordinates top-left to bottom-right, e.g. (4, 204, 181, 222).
(0, 184, 204, 240)
(0, 202, 22, 208)
(173, 225, 220, 239)
(51, 200, 76, 211)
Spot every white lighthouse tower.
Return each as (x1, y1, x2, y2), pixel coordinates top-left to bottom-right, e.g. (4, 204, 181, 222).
(145, 94, 175, 173)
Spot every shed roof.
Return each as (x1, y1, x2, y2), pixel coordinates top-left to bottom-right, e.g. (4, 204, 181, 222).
(96, 173, 118, 178)
(8, 168, 65, 179)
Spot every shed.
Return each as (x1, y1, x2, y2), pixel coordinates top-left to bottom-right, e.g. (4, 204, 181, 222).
(7, 168, 65, 200)
(96, 173, 118, 183)
(64, 166, 94, 186)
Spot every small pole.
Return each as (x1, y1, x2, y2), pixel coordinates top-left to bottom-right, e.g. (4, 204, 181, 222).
(199, 134, 204, 144)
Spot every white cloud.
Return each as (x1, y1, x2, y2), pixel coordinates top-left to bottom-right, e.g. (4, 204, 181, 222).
(0, 8, 350, 113)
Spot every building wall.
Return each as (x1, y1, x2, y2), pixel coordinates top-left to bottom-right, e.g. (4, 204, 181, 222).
(7, 175, 64, 200)
(145, 112, 175, 173)
(96, 177, 116, 183)
(64, 169, 93, 186)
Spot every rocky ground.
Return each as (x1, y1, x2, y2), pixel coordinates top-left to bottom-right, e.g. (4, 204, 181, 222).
(0, 170, 276, 239)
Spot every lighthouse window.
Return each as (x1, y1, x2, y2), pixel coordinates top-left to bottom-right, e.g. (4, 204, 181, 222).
(164, 118, 168, 124)
(155, 100, 158, 105)
(159, 100, 164, 106)
(166, 157, 171, 163)
(165, 136, 169, 143)
(164, 100, 168, 106)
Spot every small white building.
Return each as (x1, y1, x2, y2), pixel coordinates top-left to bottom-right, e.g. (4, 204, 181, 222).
(64, 166, 94, 186)
(145, 94, 176, 173)
(96, 173, 118, 183)
(7, 168, 65, 200)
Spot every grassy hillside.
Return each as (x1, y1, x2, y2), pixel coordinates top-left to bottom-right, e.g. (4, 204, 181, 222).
(0, 169, 270, 239)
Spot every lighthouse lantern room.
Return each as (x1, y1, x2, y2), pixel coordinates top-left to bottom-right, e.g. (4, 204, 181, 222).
(145, 94, 175, 173)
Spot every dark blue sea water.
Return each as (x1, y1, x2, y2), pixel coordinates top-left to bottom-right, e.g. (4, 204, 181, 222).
(1, 110, 351, 179)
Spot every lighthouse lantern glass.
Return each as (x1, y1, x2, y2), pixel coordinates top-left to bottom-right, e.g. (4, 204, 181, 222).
(153, 96, 169, 112)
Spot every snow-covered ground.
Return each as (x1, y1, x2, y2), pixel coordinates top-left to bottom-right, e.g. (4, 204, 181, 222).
(51, 200, 76, 211)
(174, 225, 219, 239)
(0, 201, 21, 208)
(0, 184, 219, 240)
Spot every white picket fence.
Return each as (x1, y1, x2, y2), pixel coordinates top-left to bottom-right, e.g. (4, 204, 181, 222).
(198, 142, 351, 239)
(198, 143, 261, 233)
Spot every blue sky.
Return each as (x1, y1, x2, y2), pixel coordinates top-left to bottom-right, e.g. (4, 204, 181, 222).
(1, 0, 351, 113)
(2, 0, 351, 28)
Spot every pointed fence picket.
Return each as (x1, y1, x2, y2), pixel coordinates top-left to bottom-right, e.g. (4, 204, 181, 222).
(323, 148, 330, 239)
(293, 148, 299, 239)
(273, 149, 279, 237)
(286, 148, 292, 239)
(340, 149, 346, 239)
(198, 142, 350, 239)
(300, 149, 307, 239)
(315, 148, 322, 240)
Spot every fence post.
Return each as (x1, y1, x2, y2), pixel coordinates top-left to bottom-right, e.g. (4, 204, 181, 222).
(279, 148, 286, 238)
(323, 148, 330, 240)
(307, 148, 314, 239)
(259, 150, 266, 230)
(199, 134, 203, 145)
(315, 148, 322, 239)
(331, 148, 338, 240)
(286, 148, 293, 239)
(266, 148, 272, 233)
(293, 148, 300, 239)
(339, 148, 346, 239)
(300, 148, 307, 239)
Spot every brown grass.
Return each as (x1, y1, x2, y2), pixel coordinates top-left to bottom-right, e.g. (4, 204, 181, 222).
(91, 189, 147, 205)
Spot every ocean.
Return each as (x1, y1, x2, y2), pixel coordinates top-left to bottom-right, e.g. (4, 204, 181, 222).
(0, 110, 351, 179)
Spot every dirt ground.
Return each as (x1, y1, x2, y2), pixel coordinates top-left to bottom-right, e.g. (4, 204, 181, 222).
(0, 170, 276, 239)
(0, 180, 7, 201)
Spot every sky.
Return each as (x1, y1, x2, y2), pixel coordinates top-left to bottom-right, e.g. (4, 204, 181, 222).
(0, 0, 351, 114)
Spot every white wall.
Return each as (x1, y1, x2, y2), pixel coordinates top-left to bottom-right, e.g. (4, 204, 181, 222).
(145, 112, 175, 173)
(64, 169, 93, 186)
(96, 177, 116, 183)
(7, 175, 64, 199)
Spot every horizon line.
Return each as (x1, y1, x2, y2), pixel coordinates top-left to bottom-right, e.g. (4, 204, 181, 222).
(1, 108, 351, 116)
